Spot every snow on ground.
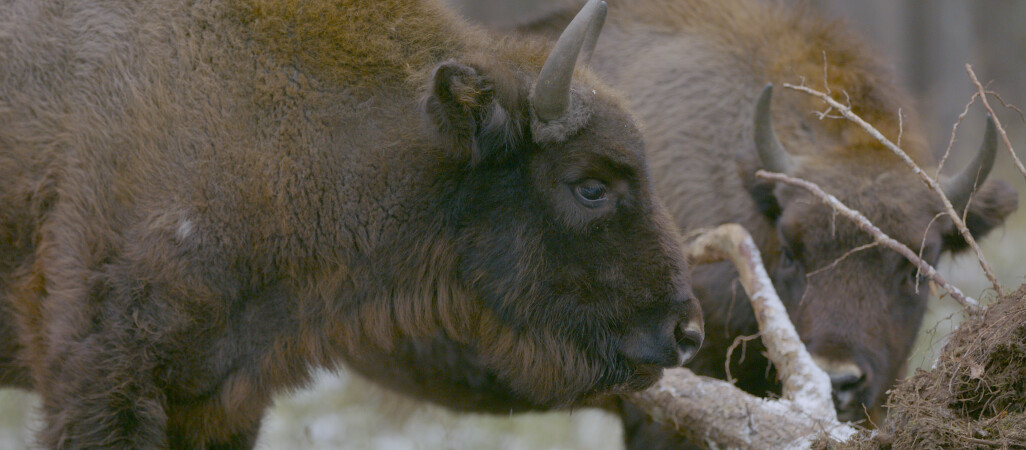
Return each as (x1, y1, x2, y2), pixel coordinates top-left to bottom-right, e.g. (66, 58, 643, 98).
(0, 370, 622, 450)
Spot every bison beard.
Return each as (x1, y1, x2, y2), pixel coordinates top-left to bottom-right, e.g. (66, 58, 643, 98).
(0, 0, 703, 448)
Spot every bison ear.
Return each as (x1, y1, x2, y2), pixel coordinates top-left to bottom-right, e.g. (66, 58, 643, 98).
(942, 180, 1018, 252)
(737, 162, 783, 221)
(424, 61, 523, 166)
(744, 177, 783, 221)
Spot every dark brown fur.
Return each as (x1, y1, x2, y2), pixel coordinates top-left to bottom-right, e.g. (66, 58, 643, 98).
(0, 1, 702, 448)
(521, 0, 1017, 442)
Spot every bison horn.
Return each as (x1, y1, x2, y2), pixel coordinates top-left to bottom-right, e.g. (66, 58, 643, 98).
(943, 115, 998, 211)
(754, 84, 794, 174)
(532, 0, 607, 122)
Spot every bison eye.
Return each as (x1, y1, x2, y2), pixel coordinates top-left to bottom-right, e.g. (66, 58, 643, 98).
(905, 267, 925, 287)
(573, 179, 608, 208)
(780, 247, 797, 267)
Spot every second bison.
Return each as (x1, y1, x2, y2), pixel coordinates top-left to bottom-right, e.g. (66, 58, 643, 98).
(521, 0, 1017, 433)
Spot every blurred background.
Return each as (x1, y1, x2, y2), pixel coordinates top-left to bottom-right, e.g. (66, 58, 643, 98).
(3, 1, 1024, 448)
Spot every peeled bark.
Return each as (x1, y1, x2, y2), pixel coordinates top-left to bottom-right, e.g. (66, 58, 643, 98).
(628, 224, 857, 449)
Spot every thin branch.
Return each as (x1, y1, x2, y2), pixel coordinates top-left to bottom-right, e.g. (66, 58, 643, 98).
(724, 332, 761, 384)
(756, 171, 980, 312)
(966, 64, 1026, 185)
(915, 213, 947, 294)
(897, 107, 904, 148)
(986, 90, 1026, 123)
(782, 82, 1004, 297)
(806, 242, 880, 278)
(938, 92, 979, 178)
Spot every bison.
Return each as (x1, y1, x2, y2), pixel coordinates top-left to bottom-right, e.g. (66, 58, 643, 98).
(0, 0, 705, 448)
(518, 0, 1018, 441)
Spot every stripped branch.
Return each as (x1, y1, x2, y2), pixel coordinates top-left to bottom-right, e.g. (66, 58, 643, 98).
(966, 64, 1026, 185)
(629, 224, 857, 448)
(756, 170, 980, 312)
(782, 82, 1004, 296)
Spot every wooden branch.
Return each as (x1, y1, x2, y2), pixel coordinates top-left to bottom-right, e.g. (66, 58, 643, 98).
(756, 171, 980, 312)
(966, 64, 1026, 185)
(630, 369, 849, 449)
(629, 224, 857, 449)
(782, 83, 1004, 296)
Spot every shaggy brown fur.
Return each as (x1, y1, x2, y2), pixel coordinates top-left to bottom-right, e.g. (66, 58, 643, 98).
(0, 1, 703, 448)
(520, 0, 1017, 445)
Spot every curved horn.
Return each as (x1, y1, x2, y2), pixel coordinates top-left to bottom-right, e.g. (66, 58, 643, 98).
(532, 0, 607, 122)
(754, 84, 794, 173)
(943, 115, 998, 211)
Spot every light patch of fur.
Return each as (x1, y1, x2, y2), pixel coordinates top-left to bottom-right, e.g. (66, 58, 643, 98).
(176, 220, 194, 242)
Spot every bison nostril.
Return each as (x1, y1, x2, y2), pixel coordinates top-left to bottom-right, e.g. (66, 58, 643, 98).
(830, 372, 864, 391)
(827, 367, 866, 417)
(675, 321, 704, 365)
(811, 355, 867, 416)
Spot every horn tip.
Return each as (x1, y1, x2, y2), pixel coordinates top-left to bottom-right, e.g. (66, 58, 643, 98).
(982, 113, 998, 156)
(756, 84, 774, 111)
(586, 0, 607, 18)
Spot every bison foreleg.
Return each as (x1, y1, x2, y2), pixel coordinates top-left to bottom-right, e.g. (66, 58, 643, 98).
(168, 416, 263, 450)
(29, 270, 176, 449)
(37, 332, 168, 449)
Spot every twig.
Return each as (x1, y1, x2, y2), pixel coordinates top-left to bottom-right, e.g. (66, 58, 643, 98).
(986, 90, 1026, 123)
(756, 170, 981, 312)
(782, 82, 1004, 297)
(724, 332, 761, 384)
(915, 213, 947, 294)
(966, 64, 1026, 185)
(897, 107, 904, 148)
(806, 242, 879, 278)
(937, 92, 979, 178)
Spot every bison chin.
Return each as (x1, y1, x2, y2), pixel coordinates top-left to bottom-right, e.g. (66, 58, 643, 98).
(346, 318, 679, 413)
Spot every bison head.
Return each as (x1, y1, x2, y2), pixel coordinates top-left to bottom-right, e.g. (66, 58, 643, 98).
(408, 0, 703, 410)
(745, 85, 1017, 421)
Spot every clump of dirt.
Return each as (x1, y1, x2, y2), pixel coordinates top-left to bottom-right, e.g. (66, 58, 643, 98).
(839, 285, 1026, 449)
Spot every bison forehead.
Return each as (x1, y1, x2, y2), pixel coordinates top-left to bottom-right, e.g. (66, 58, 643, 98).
(777, 171, 943, 248)
(568, 100, 647, 164)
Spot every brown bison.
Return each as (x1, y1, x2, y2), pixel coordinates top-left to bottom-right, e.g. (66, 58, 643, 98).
(519, 0, 1018, 438)
(0, 0, 704, 447)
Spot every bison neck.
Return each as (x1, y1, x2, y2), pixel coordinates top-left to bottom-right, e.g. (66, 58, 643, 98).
(191, 2, 547, 412)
